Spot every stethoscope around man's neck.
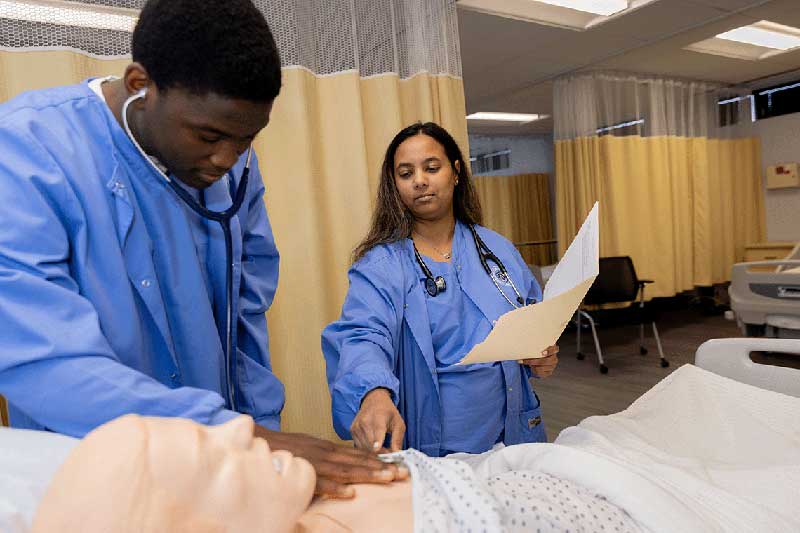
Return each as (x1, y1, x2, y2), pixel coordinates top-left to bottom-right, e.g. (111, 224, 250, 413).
(413, 223, 525, 309)
(122, 88, 250, 411)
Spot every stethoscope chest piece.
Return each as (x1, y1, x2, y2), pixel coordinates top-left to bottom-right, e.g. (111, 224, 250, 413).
(425, 275, 447, 297)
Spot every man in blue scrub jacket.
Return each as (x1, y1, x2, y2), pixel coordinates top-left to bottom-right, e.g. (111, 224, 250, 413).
(0, 0, 400, 497)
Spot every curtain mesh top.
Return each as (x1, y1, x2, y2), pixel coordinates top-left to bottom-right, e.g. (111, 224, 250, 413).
(0, 0, 462, 78)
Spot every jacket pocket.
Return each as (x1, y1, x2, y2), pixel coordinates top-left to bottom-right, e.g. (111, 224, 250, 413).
(518, 406, 547, 443)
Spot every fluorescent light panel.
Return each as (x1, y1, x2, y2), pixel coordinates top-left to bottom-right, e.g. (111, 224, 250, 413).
(717, 20, 800, 51)
(467, 112, 546, 123)
(596, 119, 644, 134)
(0, 0, 137, 33)
(535, 0, 628, 16)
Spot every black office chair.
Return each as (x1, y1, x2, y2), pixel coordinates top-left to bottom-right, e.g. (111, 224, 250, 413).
(575, 256, 669, 374)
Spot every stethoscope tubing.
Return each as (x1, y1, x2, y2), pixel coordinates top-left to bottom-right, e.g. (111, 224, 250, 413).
(468, 224, 525, 308)
(414, 224, 525, 309)
(122, 91, 248, 411)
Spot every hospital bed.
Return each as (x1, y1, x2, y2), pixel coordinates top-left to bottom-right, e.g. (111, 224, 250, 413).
(728, 250, 800, 337)
(2, 337, 799, 532)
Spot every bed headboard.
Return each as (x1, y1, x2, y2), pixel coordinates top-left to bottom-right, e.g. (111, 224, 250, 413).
(695, 338, 800, 398)
(0, 395, 8, 427)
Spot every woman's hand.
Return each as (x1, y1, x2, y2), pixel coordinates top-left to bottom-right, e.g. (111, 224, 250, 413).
(519, 345, 559, 378)
(350, 388, 407, 453)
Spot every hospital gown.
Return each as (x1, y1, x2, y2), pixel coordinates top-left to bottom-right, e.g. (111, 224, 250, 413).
(398, 449, 640, 533)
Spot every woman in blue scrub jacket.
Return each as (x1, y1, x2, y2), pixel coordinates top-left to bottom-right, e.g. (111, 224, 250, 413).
(322, 122, 559, 457)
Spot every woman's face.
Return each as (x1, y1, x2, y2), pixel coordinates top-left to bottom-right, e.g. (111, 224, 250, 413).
(393, 133, 460, 222)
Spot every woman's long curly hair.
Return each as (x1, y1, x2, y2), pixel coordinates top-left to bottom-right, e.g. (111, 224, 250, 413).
(352, 122, 483, 263)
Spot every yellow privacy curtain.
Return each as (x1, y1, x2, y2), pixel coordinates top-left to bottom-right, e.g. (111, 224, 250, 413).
(0, 51, 128, 98)
(474, 173, 556, 266)
(0, 51, 467, 440)
(258, 68, 467, 440)
(556, 135, 764, 298)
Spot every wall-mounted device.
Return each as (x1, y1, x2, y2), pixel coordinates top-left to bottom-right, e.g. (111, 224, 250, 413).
(766, 162, 800, 189)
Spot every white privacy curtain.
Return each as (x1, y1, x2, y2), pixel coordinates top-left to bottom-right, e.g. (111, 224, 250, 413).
(0, 0, 462, 76)
(554, 71, 753, 139)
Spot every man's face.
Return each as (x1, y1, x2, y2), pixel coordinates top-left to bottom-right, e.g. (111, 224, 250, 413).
(141, 86, 273, 189)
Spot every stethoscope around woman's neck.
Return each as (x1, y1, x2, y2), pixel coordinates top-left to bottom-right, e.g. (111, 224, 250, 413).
(413, 223, 525, 309)
(121, 88, 250, 411)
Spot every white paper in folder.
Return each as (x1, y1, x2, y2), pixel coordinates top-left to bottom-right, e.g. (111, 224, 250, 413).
(457, 202, 599, 365)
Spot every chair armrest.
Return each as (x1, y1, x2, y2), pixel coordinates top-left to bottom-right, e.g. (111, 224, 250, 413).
(639, 279, 654, 284)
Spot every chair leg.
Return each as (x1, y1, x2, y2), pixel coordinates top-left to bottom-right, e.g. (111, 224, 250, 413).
(639, 322, 648, 355)
(575, 311, 585, 360)
(579, 310, 607, 374)
(652, 322, 669, 368)
(638, 285, 649, 355)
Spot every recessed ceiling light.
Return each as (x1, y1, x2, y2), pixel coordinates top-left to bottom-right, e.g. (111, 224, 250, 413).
(535, 0, 628, 16)
(467, 112, 546, 123)
(458, 0, 655, 31)
(716, 20, 800, 51)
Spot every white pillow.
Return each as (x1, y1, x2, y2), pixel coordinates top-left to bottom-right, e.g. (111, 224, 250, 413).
(0, 427, 77, 533)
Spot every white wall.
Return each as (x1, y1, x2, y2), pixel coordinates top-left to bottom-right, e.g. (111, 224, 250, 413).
(756, 113, 800, 242)
(468, 134, 554, 176)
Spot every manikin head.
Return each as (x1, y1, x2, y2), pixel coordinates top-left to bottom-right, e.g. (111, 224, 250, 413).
(32, 415, 315, 533)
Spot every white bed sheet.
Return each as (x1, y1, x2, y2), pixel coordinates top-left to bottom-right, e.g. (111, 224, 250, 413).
(0, 427, 77, 533)
(464, 365, 800, 532)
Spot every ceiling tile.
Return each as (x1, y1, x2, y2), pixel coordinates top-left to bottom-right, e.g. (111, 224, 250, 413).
(459, 0, 800, 133)
(586, 0, 727, 41)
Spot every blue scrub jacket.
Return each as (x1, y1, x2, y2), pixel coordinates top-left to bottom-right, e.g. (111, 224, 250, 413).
(0, 82, 284, 436)
(322, 223, 547, 456)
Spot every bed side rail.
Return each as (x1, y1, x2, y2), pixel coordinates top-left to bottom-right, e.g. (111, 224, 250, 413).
(695, 338, 800, 398)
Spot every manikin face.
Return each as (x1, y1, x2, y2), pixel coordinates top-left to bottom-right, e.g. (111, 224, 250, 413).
(146, 415, 315, 532)
(393, 133, 460, 223)
(33, 415, 315, 533)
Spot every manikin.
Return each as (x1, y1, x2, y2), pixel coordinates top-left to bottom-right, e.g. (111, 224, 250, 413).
(32, 415, 412, 533)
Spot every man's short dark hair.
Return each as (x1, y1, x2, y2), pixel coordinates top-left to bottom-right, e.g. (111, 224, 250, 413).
(132, 0, 281, 102)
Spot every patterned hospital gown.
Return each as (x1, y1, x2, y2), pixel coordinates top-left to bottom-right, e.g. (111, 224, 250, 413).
(397, 449, 641, 533)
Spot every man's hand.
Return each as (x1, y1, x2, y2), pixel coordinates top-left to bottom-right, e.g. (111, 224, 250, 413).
(519, 345, 559, 378)
(350, 388, 406, 453)
(254, 424, 407, 499)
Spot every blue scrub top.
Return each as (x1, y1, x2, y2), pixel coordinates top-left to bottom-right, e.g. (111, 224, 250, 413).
(422, 250, 506, 453)
(0, 81, 284, 437)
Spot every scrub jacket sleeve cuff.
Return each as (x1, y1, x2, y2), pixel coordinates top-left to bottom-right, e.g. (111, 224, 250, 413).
(207, 408, 242, 426)
(253, 414, 281, 432)
(333, 371, 400, 423)
(207, 410, 280, 431)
